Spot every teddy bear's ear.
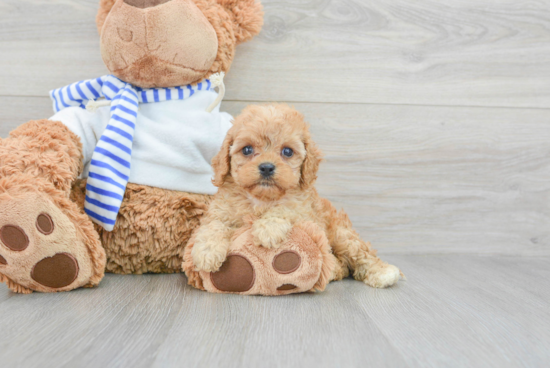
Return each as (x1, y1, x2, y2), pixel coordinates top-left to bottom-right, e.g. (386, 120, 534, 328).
(96, 0, 117, 34)
(217, 0, 264, 44)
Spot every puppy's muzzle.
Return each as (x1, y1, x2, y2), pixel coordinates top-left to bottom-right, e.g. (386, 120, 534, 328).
(259, 162, 276, 178)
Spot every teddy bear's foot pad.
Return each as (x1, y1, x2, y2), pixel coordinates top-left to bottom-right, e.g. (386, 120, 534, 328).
(31, 253, 79, 288)
(200, 223, 335, 296)
(0, 190, 99, 293)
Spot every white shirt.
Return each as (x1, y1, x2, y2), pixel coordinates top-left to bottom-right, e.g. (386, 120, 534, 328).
(50, 89, 232, 195)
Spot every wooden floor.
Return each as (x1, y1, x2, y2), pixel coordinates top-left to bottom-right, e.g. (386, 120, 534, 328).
(0, 255, 548, 368)
(1, 0, 549, 367)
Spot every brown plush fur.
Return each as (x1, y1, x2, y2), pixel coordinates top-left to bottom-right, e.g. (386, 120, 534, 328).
(187, 104, 402, 289)
(0, 0, 263, 293)
(71, 180, 211, 274)
(4, 119, 84, 193)
(0, 121, 106, 293)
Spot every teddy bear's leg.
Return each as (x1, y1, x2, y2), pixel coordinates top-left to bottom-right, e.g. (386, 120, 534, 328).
(327, 209, 401, 288)
(70, 181, 211, 275)
(0, 120, 106, 293)
(183, 222, 337, 295)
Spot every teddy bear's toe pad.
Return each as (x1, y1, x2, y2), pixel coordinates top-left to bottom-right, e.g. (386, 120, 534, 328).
(0, 225, 29, 251)
(277, 284, 297, 291)
(210, 255, 255, 292)
(273, 251, 301, 274)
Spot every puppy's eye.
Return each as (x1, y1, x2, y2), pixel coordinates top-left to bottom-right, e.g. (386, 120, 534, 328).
(282, 147, 294, 157)
(242, 146, 254, 156)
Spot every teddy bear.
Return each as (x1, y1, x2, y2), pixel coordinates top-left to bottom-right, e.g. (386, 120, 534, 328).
(0, 0, 264, 293)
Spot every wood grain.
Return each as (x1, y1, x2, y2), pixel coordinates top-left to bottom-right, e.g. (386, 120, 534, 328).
(1, 0, 550, 108)
(0, 255, 548, 367)
(228, 0, 550, 108)
(0, 274, 188, 367)
(352, 255, 550, 368)
(1, 97, 549, 255)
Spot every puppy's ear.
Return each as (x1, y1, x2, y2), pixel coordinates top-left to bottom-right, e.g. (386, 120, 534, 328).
(217, 0, 264, 44)
(300, 132, 323, 189)
(212, 129, 234, 187)
(96, 0, 117, 34)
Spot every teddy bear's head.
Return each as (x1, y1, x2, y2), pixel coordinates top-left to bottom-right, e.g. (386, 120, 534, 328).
(96, 0, 263, 88)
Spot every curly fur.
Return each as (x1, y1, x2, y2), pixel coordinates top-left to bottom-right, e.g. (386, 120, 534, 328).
(190, 104, 402, 288)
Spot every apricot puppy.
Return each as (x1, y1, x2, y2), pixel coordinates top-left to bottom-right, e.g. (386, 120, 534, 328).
(190, 104, 402, 288)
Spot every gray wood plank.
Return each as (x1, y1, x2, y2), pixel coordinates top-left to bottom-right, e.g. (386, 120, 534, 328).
(152, 282, 408, 368)
(228, 0, 550, 108)
(352, 255, 550, 368)
(1, 0, 550, 108)
(0, 255, 548, 368)
(1, 97, 549, 256)
(0, 274, 188, 368)
(0, 285, 13, 304)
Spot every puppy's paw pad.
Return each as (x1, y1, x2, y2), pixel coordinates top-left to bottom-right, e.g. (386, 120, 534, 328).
(210, 255, 255, 292)
(273, 250, 301, 274)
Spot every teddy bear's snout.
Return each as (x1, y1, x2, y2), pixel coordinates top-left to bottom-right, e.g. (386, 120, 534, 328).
(101, 0, 219, 88)
(124, 0, 172, 9)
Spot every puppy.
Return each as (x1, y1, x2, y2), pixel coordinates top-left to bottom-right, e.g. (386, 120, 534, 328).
(191, 104, 402, 288)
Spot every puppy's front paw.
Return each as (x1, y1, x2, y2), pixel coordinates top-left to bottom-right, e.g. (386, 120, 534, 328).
(191, 239, 229, 273)
(363, 264, 401, 288)
(251, 218, 292, 249)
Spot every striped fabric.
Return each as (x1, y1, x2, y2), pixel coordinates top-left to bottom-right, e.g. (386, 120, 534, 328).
(50, 75, 213, 231)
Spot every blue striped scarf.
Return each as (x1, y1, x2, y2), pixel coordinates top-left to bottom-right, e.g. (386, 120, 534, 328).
(50, 75, 213, 231)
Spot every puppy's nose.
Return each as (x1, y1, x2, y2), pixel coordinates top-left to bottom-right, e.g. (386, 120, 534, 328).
(259, 163, 276, 178)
